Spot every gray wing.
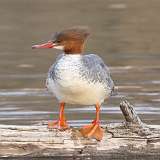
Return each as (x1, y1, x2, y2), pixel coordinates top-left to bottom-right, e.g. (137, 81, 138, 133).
(81, 54, 114, 93)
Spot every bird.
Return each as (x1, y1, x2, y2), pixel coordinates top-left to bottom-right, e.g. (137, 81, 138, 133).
(32, 26, 114, 141)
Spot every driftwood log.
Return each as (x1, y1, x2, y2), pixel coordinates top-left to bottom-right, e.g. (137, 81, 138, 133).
(0, 100, 160, 159)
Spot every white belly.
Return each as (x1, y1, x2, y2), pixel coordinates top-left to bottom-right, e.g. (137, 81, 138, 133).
(46, 54, 109, 105)
(46, 77, 107, 105)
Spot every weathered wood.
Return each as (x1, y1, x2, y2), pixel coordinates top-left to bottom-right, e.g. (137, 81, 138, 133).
(119, 99, 153, 136)
(0, 100, 160, 159)
(120, 99, 143, 126)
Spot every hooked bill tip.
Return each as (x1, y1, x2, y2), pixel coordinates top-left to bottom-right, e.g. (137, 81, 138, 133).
(32, 45, 37, 49)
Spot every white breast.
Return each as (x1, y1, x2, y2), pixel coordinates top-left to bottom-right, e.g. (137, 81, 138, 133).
(46, 54, 107, 105)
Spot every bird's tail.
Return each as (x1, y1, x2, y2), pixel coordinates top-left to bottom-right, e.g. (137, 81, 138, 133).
(110, 86, 118, 96)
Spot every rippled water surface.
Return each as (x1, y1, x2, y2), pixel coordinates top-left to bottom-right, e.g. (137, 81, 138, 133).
(0, 0, 160, 126)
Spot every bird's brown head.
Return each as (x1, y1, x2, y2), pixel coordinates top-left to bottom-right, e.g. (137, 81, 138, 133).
(32, 26, 90, 54)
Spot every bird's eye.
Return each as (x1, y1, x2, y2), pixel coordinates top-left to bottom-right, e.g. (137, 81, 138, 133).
(56, 40, 61, 43)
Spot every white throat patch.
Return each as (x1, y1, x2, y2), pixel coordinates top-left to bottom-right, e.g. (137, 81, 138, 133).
(54, 45, 64, 50)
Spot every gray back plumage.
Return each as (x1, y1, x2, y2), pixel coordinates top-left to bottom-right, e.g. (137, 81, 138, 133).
(80, 54, 114, 93)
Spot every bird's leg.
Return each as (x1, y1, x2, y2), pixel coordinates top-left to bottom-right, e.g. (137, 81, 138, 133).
(48, 102, 69, 130)
(80, 103, 104, 141)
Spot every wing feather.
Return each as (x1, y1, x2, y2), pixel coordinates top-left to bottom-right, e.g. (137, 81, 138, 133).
(81, 54, 114, 92)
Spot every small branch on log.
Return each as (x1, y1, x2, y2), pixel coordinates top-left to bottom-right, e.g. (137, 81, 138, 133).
(120, 100, 143, 127)
(119, 99, 159, 136)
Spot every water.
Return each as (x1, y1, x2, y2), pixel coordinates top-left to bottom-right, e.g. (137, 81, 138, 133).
(0, 0, 160, 126)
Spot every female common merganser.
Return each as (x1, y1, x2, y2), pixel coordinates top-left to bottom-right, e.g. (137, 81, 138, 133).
(32, 27, 114, 141)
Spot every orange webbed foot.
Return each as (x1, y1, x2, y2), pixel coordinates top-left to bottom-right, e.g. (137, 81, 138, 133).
(48, 102, 69, 130)
(80, 121, 104, 141)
